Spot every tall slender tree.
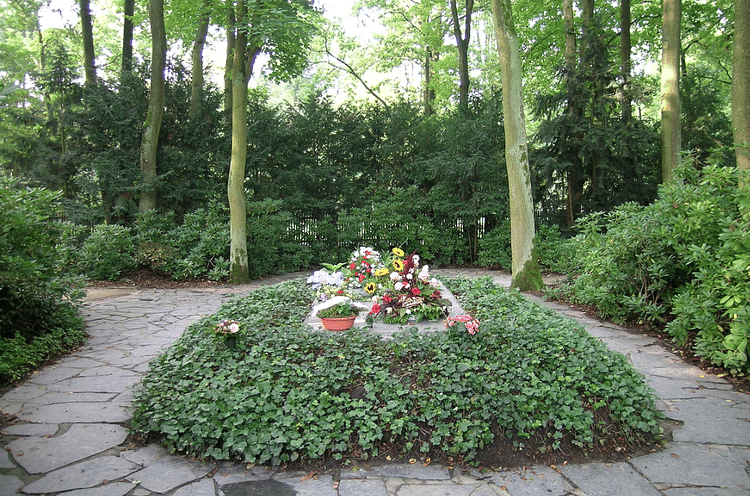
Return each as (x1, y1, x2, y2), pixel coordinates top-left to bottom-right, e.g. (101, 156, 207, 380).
(190, 1, 211, 119)
(733, 0, 750, 189)
(79, 0, 96, 84)
(138, 0, 166, 213)
(490, 0, 542, 291)
(122, 0, 135, 73)
(226, 0, 318, 283)
(660, 0, 681, 183)
(620, 0, 632, 123)
(449, 0, 474, 113)
(228, 0, 250, 283)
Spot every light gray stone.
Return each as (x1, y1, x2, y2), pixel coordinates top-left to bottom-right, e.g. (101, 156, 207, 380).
(212, 463, 273, 485)
(15, 401, 129, 424)
(21, 456, 139, 494)
(338, 478, 388, 496)
(0, 385, 46, 404)
(57, 481, 135, 496)
(280, 474, 337, 496)
(560, 462, 662, 496)
(631, 443, 750, 488)
(663, 489, 750, 496)
(173, 478, 217, 496)
(45, 374, 141, 394)
(0, 474, 24, 494)
(2, 422, 58, 437)
(396, 483, 477, 496)
(663, 398, 750, 444)
(27, 366, 81, 385)
(77, 366, 139, 377)
(354, 463, 451, 480)
(0, 448, 16, 469)
(120, 444, 169, 467)
(131, 456, 215, 493)
(487, 465, 574, 496)
(25, 391, 117, 405)
(8, 423, 128, 474)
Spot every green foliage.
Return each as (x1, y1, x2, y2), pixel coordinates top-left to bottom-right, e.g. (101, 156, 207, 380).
(477, 221, 512, 269)
(77, 224, 137, 281)
(131, 277, 662, 465)
(553, 163, 749, 373)
(0, 178, 85, 383)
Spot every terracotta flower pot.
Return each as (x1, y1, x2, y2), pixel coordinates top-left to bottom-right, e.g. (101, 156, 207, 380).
(320, 315, 357, 331)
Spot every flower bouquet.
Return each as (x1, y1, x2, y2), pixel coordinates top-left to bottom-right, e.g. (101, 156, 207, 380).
(368, 250, 451, 324)
(312, 296, 369, 331)
(214, 319, 241, 349)
(444, 314, 480, 335)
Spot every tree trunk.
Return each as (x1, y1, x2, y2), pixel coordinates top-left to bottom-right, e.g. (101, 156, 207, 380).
(79, 0, 96, 85)
(620, 0, 632, 123)
(490, 0, 542, 291)
(562, 0, 581, 226)
(138, 0, 167, 214)
(733, 0, 750, 189)
(224, 7, 236, 115)
(228, 0, 249, 283)
(660, 0, 681, 183)
(190, 4, 211, 119)
(122, 0, 134, 72)
(450, 0, 474, 114)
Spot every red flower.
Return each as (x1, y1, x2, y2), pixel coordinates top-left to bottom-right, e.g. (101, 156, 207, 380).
(370, 303, 381, 314)
(411, 287, 421, 296)
(349, 263, 356, 270)
(366, 268, 372, 273)
(383, 294, 393, 303)
(358, 274, 366, 282)
(337, 290, 344, 295)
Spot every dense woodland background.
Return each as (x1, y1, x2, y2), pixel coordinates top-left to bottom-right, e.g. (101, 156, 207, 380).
(1, 0, 749, 378)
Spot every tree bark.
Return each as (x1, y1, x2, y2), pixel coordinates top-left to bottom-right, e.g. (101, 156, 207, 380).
(562, 0, 582, 227)
(79, 0, 96, 85)
(190, 4, 211, 119)
(620, 0, 632, 123)
(450, 0, 474, 114)
(224, 7, 236, 115)
(138, 0, 166, 213)
(228, 0, 249, 283)
(490, 0, 542, 291)
(733, 0, 750, 189)
(660, 0, 681, 183)
(122, 0, 134, 72)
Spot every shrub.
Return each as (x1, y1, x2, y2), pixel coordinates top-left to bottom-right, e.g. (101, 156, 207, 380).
(0, 178, 85, 383)
(130, 277, 662, 466)
(552, 163, 749, 373)
(77, 224, 137, 280)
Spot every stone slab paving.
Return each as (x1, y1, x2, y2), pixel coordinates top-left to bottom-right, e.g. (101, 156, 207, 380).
(0, 270, 748, 495)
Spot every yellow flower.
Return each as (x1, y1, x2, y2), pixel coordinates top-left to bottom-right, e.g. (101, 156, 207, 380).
(392, 248, 405, 258)
(374, 268, 389, 277)
(393, 260, 405, 272)
(365, 282, 377, 294)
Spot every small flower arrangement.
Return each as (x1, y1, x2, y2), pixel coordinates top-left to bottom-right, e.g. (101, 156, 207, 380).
(313, 296, 368, 318)
(368, 250, 451, 324)
(215, 319, 241, 335)
(444, 314, 480, 335)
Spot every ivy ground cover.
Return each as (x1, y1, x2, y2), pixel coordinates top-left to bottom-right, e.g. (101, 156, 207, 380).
(130, 276, 663, 468)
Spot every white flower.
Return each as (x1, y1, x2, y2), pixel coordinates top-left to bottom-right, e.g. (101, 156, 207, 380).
(406, 273, 413, 280)
(312, 295, 352, 317)
(390, 271, 400, 281)
(228, 323, 240, 333)
(394, 282, 404, 291)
